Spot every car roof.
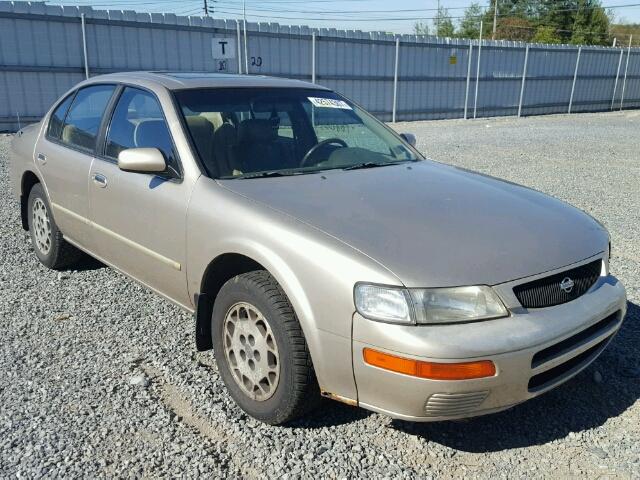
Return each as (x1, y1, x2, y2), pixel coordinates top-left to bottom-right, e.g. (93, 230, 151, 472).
(84, 71, 330, 91)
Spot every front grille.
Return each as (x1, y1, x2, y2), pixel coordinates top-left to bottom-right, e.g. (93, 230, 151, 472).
(528, 336, 611, 392)
(531, 311, 621, 368)
(513, 259, 601, 308)
(424, 391, 489, 417)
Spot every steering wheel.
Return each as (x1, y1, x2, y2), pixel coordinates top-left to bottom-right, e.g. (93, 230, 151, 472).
(300, 138, 348, 167)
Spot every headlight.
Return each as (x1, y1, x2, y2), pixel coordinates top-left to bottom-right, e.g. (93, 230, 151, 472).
(354, 284, 412, 324)
(355, 283, 508, 325)
(409, 286, 508, 324)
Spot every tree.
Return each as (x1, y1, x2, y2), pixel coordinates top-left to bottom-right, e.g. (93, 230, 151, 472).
(458, 2, 483, 39)
(495, 17, 535, 41)
(413, 21, 429, 36)
(540, 0, 611, 45)
(532, 25, 562, 44)
(539, 0, 575, 42)
(414, 6, 456, 37)
(609, 23, 640, 46)
(570, 2, 610, 45)
(434, 6, 456, 37)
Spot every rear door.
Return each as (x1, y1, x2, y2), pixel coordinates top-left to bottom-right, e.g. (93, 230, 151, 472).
(35, 84, 117, 248)
(88, 86, 192, 308)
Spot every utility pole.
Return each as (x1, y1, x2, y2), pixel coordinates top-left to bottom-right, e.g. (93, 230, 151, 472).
(204, 0, 209, 17)
(243, 0, 249, 74)
(492, 0, 498, 40)
(436, 0, 440, 35)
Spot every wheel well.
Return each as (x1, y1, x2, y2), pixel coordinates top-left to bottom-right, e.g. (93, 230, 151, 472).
(195, 253, 264, 351)
(20, 171, 40, 230)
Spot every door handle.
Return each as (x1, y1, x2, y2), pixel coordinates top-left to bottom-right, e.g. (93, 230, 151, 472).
(92, 173, 108, 188)
(36, 153, 47, 164)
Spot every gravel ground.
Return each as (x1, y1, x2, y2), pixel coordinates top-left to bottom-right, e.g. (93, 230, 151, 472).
(1, 111, 639, 478)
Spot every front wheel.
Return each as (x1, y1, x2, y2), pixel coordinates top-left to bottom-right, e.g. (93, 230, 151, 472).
(212, 271, 321, 425)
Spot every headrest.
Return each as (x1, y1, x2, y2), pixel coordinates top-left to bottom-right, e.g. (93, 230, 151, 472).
(135, 119, 172, 153)
(186, 115, 214, 136)
(199, 112, 223, 130)
(238, 119, 278, 143)
(62, 124, 94, 150)
(213, 122, 237, 144)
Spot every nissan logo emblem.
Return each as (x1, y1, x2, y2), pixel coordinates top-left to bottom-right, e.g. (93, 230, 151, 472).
(560, 277, 575, 293)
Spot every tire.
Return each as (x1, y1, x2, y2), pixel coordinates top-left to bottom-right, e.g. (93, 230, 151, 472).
(212, 270, 321, 425)
(27, 183, 84, 270)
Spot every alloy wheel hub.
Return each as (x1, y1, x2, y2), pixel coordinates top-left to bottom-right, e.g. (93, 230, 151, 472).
(32, 198, 52, 255)
(223, 302, 280, 401)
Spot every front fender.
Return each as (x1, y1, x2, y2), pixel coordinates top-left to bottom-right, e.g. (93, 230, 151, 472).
(186, 176, 402, 401)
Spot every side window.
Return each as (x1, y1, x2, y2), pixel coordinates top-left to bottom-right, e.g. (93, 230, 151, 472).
(105, 87, 177, 169)
(47, 93, 75, 140)
(61, 85, 116, 151)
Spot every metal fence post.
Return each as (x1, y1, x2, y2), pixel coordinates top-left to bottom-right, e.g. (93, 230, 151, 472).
(518, 45, 529, 117)
(473, 21, 483, 119)
(311, 32, 316, 83)
(236, 20, 242, 74)
(80, 13, 89, 79)
(568, 46, 582, 114)
(464, 42, 473, 119)
(392, 37, 400, 123)
(611, 49, 624, 110)
(620, 35, 633, 111)
(243, 17, 249, 74)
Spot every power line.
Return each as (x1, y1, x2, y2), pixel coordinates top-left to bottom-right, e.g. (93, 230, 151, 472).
(40, 0, 640, 40)
(214, 0, 640, 15)
(212, 3, 640, 22)
(43, 0, 640, 18)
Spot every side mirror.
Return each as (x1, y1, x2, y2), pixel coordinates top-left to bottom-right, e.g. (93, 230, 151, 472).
(118, 148, 167, 174)
(400, 133, 417, 148)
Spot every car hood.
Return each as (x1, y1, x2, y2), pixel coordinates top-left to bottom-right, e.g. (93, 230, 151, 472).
(218, 161, 608, 287)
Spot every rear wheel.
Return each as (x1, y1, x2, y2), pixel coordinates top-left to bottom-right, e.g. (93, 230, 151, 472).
(212, 270, 321, 425)
(27, 183, 84, 269)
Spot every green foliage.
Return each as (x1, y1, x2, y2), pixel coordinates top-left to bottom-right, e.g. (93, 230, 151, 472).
(414, 6, 456, 38)
(532, 26, 562, 44)
(413, 21, 429, 36)
(453, 0, 615, 46)
(609, 23, 640, 46)
(458, 2, 483, 39)
(434, 6, 456, 37)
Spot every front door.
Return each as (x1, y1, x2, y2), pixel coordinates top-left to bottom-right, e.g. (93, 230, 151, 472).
(88, 86, 192, 308)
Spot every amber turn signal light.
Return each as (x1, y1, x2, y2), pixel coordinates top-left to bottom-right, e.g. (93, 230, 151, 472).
(363, 348, 496, 380)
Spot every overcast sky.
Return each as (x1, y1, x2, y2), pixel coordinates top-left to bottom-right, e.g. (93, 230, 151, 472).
(46, 1, 640, 34)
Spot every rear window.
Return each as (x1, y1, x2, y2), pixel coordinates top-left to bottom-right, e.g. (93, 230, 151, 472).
(60, 85, 116, 152)
(47, 94, 75, 140)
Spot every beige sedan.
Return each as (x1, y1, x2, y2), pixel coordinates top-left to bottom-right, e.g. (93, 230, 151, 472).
(10, 72, 626, 424)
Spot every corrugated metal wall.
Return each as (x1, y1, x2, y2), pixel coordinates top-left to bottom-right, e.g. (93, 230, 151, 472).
(1, 1, 639, 131)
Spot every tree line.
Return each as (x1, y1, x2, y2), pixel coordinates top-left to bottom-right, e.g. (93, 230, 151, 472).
(414, 0, 639, 46)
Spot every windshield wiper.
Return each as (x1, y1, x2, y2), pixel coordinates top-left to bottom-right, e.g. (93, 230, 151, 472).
(234, 169, 317, 179)
(238, 171, 288, 179)
(342, 162, 396, 171)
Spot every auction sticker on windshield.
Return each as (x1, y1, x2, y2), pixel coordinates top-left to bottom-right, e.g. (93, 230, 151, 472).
(308, 97, 352, 109)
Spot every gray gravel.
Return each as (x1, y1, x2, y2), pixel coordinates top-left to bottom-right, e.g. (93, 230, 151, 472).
(1, 111, 639, 478)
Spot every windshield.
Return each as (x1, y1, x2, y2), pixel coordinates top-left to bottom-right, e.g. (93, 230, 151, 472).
(174, 88, 420, 178)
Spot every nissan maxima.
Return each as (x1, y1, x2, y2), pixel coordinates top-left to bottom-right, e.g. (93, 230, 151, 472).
(10, 72, 627, 424)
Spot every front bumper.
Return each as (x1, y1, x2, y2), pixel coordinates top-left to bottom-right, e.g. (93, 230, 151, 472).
(352, 274, 627, 421)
